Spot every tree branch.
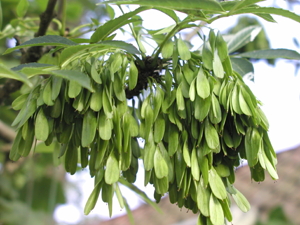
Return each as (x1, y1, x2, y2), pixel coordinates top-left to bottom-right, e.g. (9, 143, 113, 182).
(0, 79, 23, 105)
(0, 0, 58, 104)
(21, 0, 58, 63)
(36, 0, 58, 37)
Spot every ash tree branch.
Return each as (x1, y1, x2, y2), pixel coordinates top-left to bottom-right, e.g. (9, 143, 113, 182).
(21, 0, 58, 63)
(0, 0, 58, 105)
(36, 0, 58, 37)
(0, 79, 24, 105)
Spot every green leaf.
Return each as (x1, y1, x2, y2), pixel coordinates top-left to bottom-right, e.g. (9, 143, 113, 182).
(237, 49, 300, 60)
(229, 0, 264, 12)
(196, 68, 210, 99)
(50, 70, 94, 92)
(178, 9, 207, 20)
(204, 119, 219, 149)
(114, 183, 125, 209)
(227, 26, 262, 53)
(209, 194, 224, 225)
(245, 127, 260, 167)
(209, 168, 227, 200)
(202, 40, 213, 70)
(106, 4, 115, 19)
(11, 88, 38, 128)
(220, 1, 240, 11)
(253, 13, 276, 22)
(35, 142, 57, 153)
(161, 40, 174, 58)
(0, 64, 32, 87)
(232, 188, 251, 212)
(9, 129, 22, 161)
(3, 35, 77, 55)
(231, 58, 254, 77)
(82, 110, 97, 147)
(154, 146, 169, 179)
(129, 60, 138, 90)
(59, 45, 104, 67)
(216, 32, 228, 62)
(136, 33, 146, 53)
(11, 63, 59, 78)
(213, 50, 224, 78)
(90, 7, 150, 43)
(197, 178, 210, 216)
(119, 178, 163, 213)
(59, 42, 139, 67)
(11, 63, 55, 71)
(16, 0, 29, 18)
(100, 0, 225, 12)
(84, 181, 102, 215)
(232, 7, 300, 23)
(177, 37, 191, 60)
(97, 40, 140, 54)
(154, 24, 176, 35)
(105, 152, 120, 184)
(153, 7, 179, 23)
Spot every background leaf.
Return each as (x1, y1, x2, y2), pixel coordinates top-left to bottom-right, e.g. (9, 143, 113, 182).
(231, 58, 254, 77)
(100, 0, 224, 12)
(253, 13, 276, 22)
(90, 7, 150, 43)
(227, 26, 262, 53)
(11, 63, 56, 71)
(232, 7, 300, 23)
(229, 0, 265, 12)
(153, 7, 179, 23)
(4, 35, 77, 54)
(237, 49, 300, 60)
(16, 0, 29, 18)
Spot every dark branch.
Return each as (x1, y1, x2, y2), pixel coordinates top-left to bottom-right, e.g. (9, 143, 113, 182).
(21, 0, 58, 63)
(0, 79, 23, 105)
(36, 0, 58, 37)
(0, 0, 58, 104)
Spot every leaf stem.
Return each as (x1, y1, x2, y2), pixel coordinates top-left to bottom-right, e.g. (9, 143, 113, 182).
(118, 5, 146, 58)
(153, 18, 194, 59)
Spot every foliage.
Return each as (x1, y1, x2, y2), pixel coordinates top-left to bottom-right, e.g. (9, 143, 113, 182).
(1, 0, 300, 224)
(226, 16, 275, 65)
(255, 206, 294, 225)
(0, 152, 65, 225)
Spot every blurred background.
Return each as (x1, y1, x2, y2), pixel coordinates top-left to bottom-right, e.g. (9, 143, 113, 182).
(0, 0, 300, 224)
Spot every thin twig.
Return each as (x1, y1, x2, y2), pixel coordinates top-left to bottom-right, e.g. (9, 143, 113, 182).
(184, 21, 206, 42)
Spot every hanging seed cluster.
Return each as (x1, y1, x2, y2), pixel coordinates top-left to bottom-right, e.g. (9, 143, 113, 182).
(10, 30, 278, 225)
